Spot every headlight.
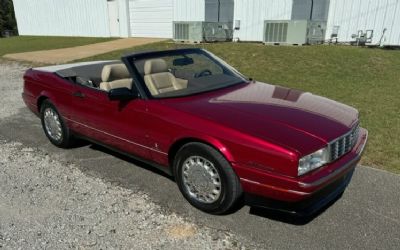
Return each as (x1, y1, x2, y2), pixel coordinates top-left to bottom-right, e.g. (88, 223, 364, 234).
(298, 147, 330, 176)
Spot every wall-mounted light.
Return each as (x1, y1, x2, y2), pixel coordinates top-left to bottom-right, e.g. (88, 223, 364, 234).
(234, 20, 240, 30)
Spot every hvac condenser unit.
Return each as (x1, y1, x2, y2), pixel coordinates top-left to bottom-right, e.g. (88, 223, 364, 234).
(173, 21, 233, 43)
(263, 20, 326, 45)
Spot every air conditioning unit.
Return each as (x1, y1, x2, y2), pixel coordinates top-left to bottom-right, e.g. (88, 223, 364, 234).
(263, 20, 326, 45)
(173, 21, 233, 43)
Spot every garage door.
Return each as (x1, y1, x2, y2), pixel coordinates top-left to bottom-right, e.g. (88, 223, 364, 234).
(129, 0, 173, 38)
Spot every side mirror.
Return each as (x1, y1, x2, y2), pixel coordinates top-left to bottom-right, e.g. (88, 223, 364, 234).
(108, 87, 138, 101)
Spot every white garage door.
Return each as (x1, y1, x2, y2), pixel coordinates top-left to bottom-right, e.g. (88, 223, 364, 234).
(129, 0, 173, 38)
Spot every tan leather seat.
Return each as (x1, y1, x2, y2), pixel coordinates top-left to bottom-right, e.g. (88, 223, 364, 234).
(100, 64, 132, 91)
(143, 59, 187, 96)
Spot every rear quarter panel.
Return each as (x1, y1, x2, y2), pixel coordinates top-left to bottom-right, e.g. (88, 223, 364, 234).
(23, 69, 74, 118)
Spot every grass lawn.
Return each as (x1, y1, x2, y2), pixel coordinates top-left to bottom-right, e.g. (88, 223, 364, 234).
(84, 42, 400, 174)
(0, 36, 115, 56)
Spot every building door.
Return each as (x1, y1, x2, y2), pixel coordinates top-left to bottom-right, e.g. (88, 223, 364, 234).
(107, 0, 120, 37)
(129, 0, 173, 38)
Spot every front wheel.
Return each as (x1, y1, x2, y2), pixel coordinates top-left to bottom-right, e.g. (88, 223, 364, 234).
(174, 142, 242, 214)
(40, 100, 73, 148)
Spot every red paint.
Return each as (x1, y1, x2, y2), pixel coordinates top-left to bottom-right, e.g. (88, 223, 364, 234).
(22, 69, 368, 204)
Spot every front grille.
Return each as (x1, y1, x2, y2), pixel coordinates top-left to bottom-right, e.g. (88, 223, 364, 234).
(329, 124, 360, 161)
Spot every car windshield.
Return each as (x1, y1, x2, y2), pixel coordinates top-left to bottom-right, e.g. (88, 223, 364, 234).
(129, 49, 247, 98)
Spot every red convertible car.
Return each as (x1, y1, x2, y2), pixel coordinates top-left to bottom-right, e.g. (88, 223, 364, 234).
(22, 48, 368, 215)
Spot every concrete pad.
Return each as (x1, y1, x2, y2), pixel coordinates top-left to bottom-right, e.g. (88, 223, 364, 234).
(3, 38, 166, 64)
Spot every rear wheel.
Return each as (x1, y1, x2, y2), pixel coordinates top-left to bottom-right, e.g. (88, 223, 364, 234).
(174, 142, 242, 214)
(40, 100, 73, 148)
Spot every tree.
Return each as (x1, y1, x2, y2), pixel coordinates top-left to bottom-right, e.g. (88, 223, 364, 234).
(0, 0, 18, 36)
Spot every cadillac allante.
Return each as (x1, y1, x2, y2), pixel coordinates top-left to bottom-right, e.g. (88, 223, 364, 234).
(22, 48, 368, 215)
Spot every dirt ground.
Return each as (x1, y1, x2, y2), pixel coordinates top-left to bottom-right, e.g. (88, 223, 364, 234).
(2, 38, 165, 64)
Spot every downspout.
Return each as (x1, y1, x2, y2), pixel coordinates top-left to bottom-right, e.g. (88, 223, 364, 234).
(126, 0, 131, 37)
(217, 0, 221, 22)
(310, 0, 314, 20)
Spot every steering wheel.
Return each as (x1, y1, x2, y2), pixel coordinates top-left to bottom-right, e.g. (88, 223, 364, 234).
(195, 69, 212, 78)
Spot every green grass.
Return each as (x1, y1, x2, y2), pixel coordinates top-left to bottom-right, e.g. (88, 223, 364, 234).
(0, 36, 116, 56)
(81, 41, 400, 173)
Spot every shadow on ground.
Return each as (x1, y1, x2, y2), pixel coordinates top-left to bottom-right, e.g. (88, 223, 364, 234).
(78, 138, 334, 225)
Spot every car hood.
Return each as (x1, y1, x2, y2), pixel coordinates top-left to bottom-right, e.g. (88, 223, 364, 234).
(163, 82, 359, 154)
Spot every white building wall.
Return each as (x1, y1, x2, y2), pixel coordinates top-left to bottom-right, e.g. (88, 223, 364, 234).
(173, 0, 205, 21)
(326, 0, 400, 46)
(13, 0, 111, 37)
(12, 0, 400, 45)
(233, 0, 293, 41)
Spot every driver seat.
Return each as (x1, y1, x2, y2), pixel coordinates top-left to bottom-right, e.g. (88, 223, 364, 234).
(143, 59, 186, 96)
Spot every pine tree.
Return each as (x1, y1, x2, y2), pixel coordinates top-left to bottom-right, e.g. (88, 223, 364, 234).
(0, 0, 18, 37)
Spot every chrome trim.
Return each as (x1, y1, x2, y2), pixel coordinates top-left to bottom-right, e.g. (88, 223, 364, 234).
(328, 123, 360, 162)
(64, 117, 168, 155)
(356, 130, 368, 154)
(240, 178, 308, 196)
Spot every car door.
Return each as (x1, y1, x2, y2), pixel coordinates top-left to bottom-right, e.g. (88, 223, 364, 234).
(68, 83, 152, 160)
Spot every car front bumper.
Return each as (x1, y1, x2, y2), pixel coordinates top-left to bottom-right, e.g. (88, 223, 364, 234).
(235, 128, 368, 215)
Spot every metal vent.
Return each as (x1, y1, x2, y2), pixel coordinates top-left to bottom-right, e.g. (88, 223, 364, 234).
(203, 22, 232, 42)
(173, 21, 232, 43)
(329, 124, 360, 162)
(264, 22, 288, 43)
(174, 23, 189, 40)
(263, 20, 326, 45)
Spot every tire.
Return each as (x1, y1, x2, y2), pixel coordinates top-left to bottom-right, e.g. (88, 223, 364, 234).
(40, 100, 73, 148)
(174, 142, 242, 214)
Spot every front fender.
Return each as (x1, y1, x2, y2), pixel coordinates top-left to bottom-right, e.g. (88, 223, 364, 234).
(171, 133, 236, 163)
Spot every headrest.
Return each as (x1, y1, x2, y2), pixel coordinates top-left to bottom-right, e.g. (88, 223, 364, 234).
(101, 64, 130, 82)
(144, 59, 168, 75)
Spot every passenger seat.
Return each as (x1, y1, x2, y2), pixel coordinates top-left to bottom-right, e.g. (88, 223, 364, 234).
(100, 64, 132, 91)
(143, 59, 187, 96)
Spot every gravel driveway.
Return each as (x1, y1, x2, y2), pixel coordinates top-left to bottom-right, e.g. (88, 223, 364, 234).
(0, 61, 26, 120)
(0, 61, 247, 249)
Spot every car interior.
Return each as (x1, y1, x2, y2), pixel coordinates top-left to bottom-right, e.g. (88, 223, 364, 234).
(55, 61, 121, 89)
(55, 51, 244, 99)
(56, 59, 189, 96)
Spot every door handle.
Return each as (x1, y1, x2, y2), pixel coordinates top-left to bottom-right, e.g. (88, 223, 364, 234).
(72, 91, 85, 98)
